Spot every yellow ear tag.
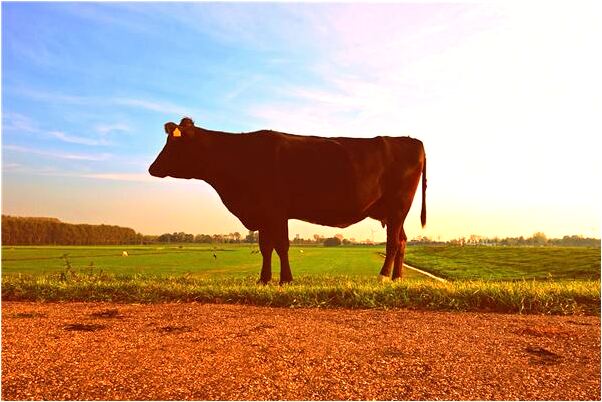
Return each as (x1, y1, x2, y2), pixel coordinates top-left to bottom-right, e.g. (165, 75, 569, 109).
(172, 127, 182, 137)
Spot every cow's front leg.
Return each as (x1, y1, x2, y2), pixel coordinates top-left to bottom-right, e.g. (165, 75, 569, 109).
(258, 230, 274, 284)
(273, 220, 293, 284)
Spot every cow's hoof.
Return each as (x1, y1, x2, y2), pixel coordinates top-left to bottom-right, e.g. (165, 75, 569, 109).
(279, 279, 293, 286)
(257, 279, 271, 285)
(378, 274, 391, 283)
(392, 276, 403, 282)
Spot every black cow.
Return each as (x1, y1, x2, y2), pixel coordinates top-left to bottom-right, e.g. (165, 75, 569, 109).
(149, 118, 427, 284)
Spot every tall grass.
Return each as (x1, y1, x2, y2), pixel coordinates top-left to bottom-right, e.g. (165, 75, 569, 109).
(2, 273, 599, 315)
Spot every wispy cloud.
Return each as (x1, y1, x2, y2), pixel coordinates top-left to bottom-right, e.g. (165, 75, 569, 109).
(11, 87, 92, 105)
(2, 112, 39, 132)
(248, 76, 405, 136)
(113, 98, 191, 117)
(95, 123, 132, 136)
(165, 3, 306, 52)
(4, 144, 111, 161)
(1, 162, 159, 183)
(8, 87, 192, 117)
(2, 162, 22, 171)
(1, 163, 63, 176)
(3, 112, 113, 146)
(48, 131, 111, 146)
(25, 170, 178, 184)
(222, 75, 263, 103)
(61, 3, 154, 35)
(77, 172, 174, 183)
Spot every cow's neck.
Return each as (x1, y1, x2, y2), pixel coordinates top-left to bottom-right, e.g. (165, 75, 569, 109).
(201, 131, 243, 183)
(201, 131, 254, 207)
(197, 130, 263, 230)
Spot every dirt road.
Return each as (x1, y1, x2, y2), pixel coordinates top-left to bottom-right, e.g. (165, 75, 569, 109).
(2, 302, 600, 400)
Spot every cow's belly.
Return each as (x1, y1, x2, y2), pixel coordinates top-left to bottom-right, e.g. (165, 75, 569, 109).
(287, 189, 381, 228)
(290, 210, 368, 228)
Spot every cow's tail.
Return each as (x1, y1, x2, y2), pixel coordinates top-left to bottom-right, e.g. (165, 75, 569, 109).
(420, 156, 427, 228)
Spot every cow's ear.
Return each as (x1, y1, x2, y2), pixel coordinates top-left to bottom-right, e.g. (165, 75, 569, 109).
(164, 122, 182, 138)
(180, 117, 194, 127)
(179, 117, 195, 138)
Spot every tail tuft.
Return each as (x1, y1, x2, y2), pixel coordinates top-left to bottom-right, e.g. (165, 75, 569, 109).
(420, 157, 427, 228)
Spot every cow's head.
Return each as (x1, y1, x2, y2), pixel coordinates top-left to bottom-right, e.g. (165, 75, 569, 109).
(149, 117, 206, 179)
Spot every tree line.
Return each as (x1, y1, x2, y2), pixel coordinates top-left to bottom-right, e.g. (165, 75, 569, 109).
(149, 231, 355, 247)
(443, 232, 600, 247)
(152, 231, 243, 244)
(1, 215, 141, 245)
(2, 215, 599, 247)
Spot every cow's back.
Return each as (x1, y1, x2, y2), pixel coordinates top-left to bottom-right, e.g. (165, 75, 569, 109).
(268, 132, 423, 227)
(273, 135, 379, 223)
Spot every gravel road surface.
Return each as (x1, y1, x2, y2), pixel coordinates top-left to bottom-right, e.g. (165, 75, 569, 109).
(2, 302, 600, 400)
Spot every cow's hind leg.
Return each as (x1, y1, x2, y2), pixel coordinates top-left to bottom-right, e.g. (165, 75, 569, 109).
(379, 217, 402, 280)
(392, 227, 408, 281)
(258, 230, 274, 284)
(274, 220, 293, 285)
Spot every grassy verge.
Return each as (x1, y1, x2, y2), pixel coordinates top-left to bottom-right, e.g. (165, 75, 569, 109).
(2, 273, 599, 315)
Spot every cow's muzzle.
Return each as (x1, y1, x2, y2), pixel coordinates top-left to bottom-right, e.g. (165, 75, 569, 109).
(148, 163, 166, 178)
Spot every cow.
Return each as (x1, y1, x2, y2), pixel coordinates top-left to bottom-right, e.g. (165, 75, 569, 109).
(149, 117, 427, 284)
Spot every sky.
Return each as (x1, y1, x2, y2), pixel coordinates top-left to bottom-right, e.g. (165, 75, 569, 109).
(2, 2, 601, 242)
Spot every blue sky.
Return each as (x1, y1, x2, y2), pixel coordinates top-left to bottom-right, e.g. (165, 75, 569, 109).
(2, 2, 601, 240)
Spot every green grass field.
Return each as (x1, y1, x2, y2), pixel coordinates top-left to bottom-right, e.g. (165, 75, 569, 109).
(405, 245, 601, 281)
(1, 244, 420, 280)
(2, 244, 600, 314)
(2, 244, 599, 281)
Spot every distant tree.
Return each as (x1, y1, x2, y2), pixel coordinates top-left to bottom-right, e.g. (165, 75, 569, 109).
(532, 232, 547, 246)
(551, 234, 600, 247)
(468, 234, 481, 245)
(323, 237, 342, 247)
(195, 234, 211, 243)
(158, 233, 172, 243)
(142, 234, 158, 244)
(245, 230, 258, 243)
